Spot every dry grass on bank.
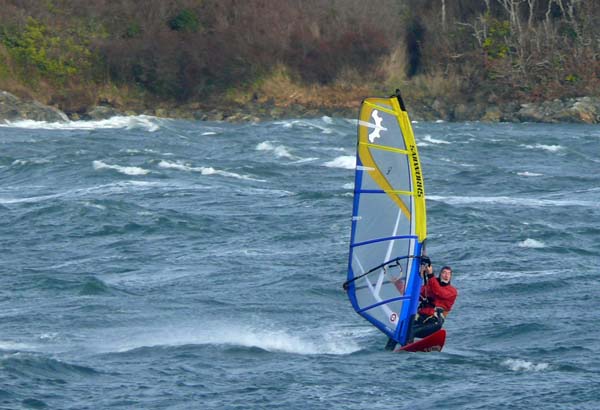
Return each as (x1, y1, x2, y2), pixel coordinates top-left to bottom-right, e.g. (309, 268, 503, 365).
(223, 50, 465, 111)
(224, 65, 373, 109)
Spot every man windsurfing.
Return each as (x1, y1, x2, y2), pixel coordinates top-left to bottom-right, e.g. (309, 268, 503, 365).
(411, 258, 457, 341)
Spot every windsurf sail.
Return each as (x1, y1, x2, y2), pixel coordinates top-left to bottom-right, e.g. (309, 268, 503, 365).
(344, 90, 427, 347)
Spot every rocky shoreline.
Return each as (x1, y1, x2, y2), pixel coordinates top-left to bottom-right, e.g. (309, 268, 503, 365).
(2, 90, 600, 124)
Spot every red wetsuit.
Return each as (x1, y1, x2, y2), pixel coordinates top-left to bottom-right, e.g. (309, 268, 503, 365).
(418, 274, 457, 317)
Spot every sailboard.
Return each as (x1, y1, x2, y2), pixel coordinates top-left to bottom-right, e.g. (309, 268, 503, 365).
(344, 90, 440, 352)
(395, 329, 446, 352)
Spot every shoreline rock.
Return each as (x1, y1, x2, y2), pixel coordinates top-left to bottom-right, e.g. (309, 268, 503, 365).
(2, 89, 600, 124)
(0, 91, 69, 123)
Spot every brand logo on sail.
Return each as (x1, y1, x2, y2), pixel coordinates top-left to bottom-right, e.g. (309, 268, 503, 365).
(368, 110, 387, 142)
(410, 144, 424, 197)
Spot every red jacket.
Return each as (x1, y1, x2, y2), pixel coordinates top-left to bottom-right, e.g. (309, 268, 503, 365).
(418, 275, 457, 317)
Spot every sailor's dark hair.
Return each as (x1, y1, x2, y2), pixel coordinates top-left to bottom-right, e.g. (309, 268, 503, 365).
(438, 266, 453, 284)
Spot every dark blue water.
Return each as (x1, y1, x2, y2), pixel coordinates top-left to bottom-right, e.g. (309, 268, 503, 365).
(1, 116, 599, 409)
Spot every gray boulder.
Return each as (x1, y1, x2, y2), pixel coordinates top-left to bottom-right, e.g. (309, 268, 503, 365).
(0, 90, 68, 122)
(516, 97, 600, 124)
(558, 97, 600, 123)
(82, 105, 124, 120)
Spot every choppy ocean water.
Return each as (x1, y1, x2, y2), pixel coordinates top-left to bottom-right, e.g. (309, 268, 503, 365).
(0, 115, 599, 409)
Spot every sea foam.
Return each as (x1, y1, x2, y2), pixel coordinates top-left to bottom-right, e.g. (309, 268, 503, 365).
(422, 135, 450, 144)
(502, 358, 550, 372)
(428, 195, 598, 208)
(1, 115, 161, 132)
(323, 156, 355, 169)
(93, 160, 150, 176)
(278, 119, 333, 134)
(106, 322, 362, 356)
(521, 143, 563, 152)
(256, 141, 295, 159)
(517, 171, 544, 177)
(158, 160, 264, 181)
(518, 238, 546, 248)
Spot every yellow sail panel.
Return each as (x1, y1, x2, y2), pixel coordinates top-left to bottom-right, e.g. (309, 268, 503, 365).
(358, 99, 409, 220)
(397, 102, 427, 242)
(357, 96, 427, 241)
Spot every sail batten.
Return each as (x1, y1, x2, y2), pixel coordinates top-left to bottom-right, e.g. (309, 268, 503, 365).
(357, 189, 415, 196)
(351, 235, 419, 248)
(346, 92, 427, 346)
(363, 101, 400, 116)
(357, 295, 414, 313)
(358, 142, 410, 155)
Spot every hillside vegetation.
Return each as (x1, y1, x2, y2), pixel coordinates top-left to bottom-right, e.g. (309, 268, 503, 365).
(1, 0, 599, 115)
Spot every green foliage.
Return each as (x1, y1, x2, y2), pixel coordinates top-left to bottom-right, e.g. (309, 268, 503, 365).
(565, 73, 579, 83)
(558, 25, 578, 40)
(483, 19, 511, 59)
(0, 59, 8, 80)
(0, 1, 598, 108)
(1, 18, 94, 85)
(124, 23, 142, 38)
(168, 10, 200, 33)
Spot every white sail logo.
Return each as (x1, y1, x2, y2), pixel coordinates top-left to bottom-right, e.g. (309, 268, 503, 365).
(368, 110, 387, 142)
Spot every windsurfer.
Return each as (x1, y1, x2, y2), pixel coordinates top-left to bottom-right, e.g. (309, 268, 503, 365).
(385, 259, 457, 350)
(410, 262, 457, 341)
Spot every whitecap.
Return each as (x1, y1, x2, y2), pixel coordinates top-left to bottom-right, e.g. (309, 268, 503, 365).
(120, 148, 167, 156)
(518, 238, 546, 248)
(93, 160, 150, 176)
(521, 143, 563, 152)
(82, 201, 107, 211)
(0, 115, 161, 132)
(158, 160, 264, 181)
(276, 119, 333, 134)
(323, 156, 355, 170)
(517, 171, 543, 177)
(502, 358, 550, 372)
(11, 158, 50, 166)
(422, 135, 450, 144)
(38, 333, 59, 341)
(0, 193, 61, 205)
(290, 157, 319, 164)
(428, 195, 598, 208)
(221, 327, 359, 355)
(343, 183, 354, 190)
(256, 141, 295, 159)
(198, 166, 254, 180)
(0, 181, 167, 205)
(103, 322, 362, 356)
(0, 340, 34, 350)
(158, 160, 199, 172)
